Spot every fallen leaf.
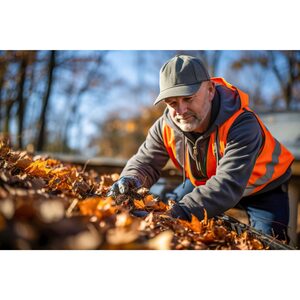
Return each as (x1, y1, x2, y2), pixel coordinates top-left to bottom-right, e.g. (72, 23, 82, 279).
(133, 199, 145, 210)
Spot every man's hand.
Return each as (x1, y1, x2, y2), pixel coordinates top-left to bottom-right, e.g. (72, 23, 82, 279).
(106, 176, 142, 197)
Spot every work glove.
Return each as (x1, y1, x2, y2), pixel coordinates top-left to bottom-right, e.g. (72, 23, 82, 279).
(106, 176, 142, 198)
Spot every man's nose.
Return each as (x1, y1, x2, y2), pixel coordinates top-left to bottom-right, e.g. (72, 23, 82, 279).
(176, 100, 188, 115)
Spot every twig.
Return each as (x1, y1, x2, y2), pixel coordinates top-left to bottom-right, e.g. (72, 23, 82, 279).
(66, 198, 79, 217)
(82, 159, 90, 173)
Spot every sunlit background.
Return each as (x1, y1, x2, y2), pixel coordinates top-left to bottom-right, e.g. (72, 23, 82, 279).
(0, 50, 299, 159)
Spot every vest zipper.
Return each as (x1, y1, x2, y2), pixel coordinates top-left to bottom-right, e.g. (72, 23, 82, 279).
(193, 143, 203, 176)
(185, 135, 205, 178)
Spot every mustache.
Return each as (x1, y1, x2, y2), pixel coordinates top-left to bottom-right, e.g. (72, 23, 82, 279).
(175, 113, 195, 121)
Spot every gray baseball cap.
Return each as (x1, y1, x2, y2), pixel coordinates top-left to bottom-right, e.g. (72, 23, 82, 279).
(154, 55, 210, 105)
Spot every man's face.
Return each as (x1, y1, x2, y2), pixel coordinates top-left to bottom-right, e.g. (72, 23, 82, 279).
(164, 81, 215, 133)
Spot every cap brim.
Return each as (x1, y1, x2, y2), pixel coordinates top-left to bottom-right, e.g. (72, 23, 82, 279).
(153, 82, 201, 105)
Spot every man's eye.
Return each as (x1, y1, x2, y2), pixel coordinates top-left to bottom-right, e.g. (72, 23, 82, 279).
(184, 97, 193, 103)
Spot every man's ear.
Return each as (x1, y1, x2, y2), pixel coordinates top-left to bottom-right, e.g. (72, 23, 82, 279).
(207, 81, 215, 100)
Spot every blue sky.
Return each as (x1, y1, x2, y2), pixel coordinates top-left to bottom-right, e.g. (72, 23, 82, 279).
(6, 50, 290, 156)
(62, 50, 284, 155)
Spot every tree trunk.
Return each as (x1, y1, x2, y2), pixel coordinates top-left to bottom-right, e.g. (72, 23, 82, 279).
(0, 60, 7, 131)
(16, 57, 28, 149)
(3, 99, 14, 136)
(36, 50, 56, 151)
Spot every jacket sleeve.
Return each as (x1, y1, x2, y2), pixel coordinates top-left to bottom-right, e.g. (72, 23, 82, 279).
(120, 117, 170, 188)
(171, 111, 263, 221)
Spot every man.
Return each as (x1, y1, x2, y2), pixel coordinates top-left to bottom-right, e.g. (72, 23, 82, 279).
(107, 55, 294, 241)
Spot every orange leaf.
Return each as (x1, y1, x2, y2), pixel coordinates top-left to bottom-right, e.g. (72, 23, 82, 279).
(26, 160, 52, 177)
(143, 194, 155, 205)
(143, 195, 168, 211)
(251, 239, 264, 250)
(97, 197, 113, 208)
(189, 215, 203, 233)
(155, 201, 168, 211)
(44, 159, 60, 167)
(177, 219, 192, 230)
(178, 214, 203, 233)
(201, 231, 216, 243)
(203, 209, 208, 225)
(133, 199, 146, 210)
(78, 198, 99, 216)
(96, 197, 117, 217)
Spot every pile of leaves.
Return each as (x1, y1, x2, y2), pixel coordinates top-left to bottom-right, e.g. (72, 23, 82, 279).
(0, 139, 266, 250)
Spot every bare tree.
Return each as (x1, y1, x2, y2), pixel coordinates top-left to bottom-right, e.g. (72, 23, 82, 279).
(269, 51, 300, 110)
(36, 50, 56, 151)
(16, 54, 29, 148)
(0, 52, 8, 128)
(231, 50, 300, 111)
(57, 52, 107, 153)
(0, 51, 17, 137)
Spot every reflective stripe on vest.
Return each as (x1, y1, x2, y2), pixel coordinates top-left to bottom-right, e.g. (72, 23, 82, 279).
(162, 77, 294, 196)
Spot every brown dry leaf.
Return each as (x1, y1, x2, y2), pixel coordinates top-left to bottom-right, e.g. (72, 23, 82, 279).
(0, 140, 270, 250)
(73, 180, 91, 195)
(214, 225, 228, 239)
(14, 156, 32, 170)
(100, 175, 115, 187)
(49, 177, 72, 191)
(30, 178, 46, 190)
(152, 201, 169, 211)
(0, 140, 10, 157)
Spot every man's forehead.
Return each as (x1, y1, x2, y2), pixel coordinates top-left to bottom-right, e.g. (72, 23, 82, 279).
(164, 95, 193, 103)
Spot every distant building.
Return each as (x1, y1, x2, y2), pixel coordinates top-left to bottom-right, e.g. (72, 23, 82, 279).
(259, 111, 300, 161)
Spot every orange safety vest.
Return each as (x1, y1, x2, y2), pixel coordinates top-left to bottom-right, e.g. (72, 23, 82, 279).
(162, 77, 294, 196)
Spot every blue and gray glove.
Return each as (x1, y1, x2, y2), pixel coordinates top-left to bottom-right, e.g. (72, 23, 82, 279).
(106, 176, 142, 197)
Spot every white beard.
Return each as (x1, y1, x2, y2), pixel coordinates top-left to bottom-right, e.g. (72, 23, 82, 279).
(174, 116, 201, 132)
